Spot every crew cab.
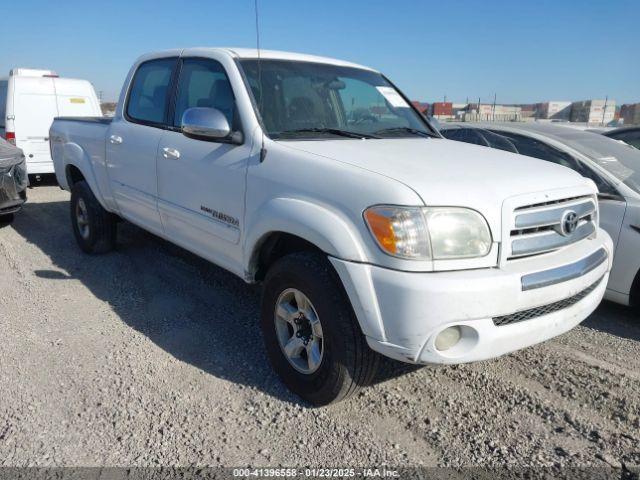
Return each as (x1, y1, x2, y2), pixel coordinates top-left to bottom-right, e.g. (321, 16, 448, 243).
(51, 48, 613, 405)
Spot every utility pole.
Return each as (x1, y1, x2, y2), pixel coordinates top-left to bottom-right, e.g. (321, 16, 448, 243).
(478, 97, 481, 121)
(602, 95, 608, 126)
(492, 93, 497, 122)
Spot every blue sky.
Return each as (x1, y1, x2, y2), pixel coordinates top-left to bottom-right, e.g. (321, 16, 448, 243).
(3, 0, 638, 104)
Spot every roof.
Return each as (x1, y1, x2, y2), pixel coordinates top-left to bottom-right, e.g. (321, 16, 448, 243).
(137, 47, 376, 72)
(226, 48, 375, 70)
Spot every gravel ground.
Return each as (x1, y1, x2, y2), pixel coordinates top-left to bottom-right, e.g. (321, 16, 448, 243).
(1, 184, 639, 474)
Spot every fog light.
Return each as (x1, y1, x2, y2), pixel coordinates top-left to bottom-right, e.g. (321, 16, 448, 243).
(435, 326, 462, 351)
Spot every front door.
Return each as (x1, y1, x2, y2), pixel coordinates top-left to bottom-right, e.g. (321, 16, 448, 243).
(156, 57, 249, 268)
(106, 57, 178, 235)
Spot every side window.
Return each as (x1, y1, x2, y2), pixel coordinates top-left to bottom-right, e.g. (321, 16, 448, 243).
(126, 58, 177, 125)
(173, 58, 236, 128)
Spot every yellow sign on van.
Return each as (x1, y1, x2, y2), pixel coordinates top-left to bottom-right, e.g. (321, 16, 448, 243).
(70, 98, 86, 104)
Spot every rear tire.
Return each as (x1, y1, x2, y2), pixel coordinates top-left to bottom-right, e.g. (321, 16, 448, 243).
(70, 181, 116, 254)
(261, 252, 379, 406)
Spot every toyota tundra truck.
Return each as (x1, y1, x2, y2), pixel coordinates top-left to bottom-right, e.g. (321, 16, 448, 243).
(50, 48, 613, 405)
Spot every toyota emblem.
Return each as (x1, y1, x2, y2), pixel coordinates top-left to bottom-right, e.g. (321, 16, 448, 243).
(560, 210, 579, 236)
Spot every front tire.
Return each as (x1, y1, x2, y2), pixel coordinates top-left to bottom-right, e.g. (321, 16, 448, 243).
(70, 181, 116, 254)
(261, 252, 379, 405)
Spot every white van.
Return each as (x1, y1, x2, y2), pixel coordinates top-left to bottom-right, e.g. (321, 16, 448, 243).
(0, 68, 102, 175)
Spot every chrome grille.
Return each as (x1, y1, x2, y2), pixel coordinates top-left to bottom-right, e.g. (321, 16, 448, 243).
(493, 277, 603, 326)
(508, 196, 596, 259)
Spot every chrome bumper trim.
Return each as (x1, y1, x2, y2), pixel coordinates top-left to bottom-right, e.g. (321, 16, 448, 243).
(521, 248, 607, 291)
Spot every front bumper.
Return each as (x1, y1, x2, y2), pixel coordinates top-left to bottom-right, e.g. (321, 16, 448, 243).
(330, 230, 613, 365)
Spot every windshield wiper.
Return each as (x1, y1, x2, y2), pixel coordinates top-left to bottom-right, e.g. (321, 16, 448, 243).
(277, 128, 380, 139)
(374, 127, 436, 138)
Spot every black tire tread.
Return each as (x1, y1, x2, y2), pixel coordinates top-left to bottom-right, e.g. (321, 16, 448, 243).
(70, 181, 116, 254)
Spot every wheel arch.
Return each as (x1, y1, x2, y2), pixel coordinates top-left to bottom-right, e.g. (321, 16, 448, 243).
(243, 198, 368, 282)
(59, 143, 110, 211)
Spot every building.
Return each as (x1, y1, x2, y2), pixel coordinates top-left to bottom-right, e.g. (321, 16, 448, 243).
(411, 101, 429, 114)
(516, 104, 537, 120)
(452, 103, 468, 119)
(620, 103, 640, 125)
(462, 104, 522, 122)
(537, 101, 572, 120)
(430, 102, 453, 120)
(570, 99, 616, 125)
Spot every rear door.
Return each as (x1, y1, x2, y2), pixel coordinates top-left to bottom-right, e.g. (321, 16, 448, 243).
(12, 76, 58, 173)
(106, 57, 178, 235)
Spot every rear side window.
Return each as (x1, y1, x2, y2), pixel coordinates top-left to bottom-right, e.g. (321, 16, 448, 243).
(173, 58, 236, 128)
(126, 58, 177, 126)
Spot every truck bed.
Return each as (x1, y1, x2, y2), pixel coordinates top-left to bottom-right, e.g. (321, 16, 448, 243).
(50, 116, 114, 193)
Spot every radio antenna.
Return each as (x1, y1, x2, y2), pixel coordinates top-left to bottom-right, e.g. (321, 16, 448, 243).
(255, 0, 267, 162)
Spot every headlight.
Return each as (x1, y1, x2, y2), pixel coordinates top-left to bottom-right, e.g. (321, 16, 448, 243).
(364, 206, 492, 260)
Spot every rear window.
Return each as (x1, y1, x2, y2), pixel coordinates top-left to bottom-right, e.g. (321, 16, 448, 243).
(126, 58, 177, 126)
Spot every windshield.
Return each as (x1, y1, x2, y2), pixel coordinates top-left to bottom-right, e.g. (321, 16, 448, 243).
(239, 59, 434, 140)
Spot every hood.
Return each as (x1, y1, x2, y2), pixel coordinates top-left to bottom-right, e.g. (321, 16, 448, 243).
(280, 137, 594, 239)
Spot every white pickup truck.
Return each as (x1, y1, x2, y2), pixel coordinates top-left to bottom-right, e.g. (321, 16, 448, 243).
(51, 48, 613, 405)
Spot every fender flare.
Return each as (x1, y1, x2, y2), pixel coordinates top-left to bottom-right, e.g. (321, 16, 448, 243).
(60, 142, 111, 211)
(244, 197, 368, 272)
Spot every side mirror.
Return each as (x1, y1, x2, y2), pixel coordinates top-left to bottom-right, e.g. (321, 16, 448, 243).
(181, 107, 242, 144)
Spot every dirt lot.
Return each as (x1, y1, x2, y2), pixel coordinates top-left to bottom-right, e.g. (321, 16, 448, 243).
(1, 184, 639, 473)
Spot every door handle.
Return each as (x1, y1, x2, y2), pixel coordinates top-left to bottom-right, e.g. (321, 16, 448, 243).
(162, 147, 180, 160)
(109, 135, 123, 145)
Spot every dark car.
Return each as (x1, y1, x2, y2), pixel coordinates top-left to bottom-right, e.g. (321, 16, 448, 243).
(0, 137, 28, 221)
(602, 126, 640, 150)
(439, 124, 519, 153)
